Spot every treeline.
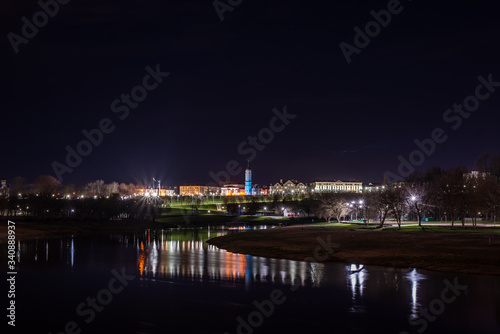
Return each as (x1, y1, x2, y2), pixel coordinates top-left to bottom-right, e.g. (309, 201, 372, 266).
(0, 176, 163, 220)
(2, 176, 143, 198)
(312, 165, 500, 228)
(2, 154, 500, 225)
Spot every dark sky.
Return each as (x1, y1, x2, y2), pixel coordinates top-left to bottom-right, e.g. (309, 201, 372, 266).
(2, 0, 499, 187)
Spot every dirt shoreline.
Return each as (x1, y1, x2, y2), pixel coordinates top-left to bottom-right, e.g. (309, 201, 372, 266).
(207, 225, 500, 276)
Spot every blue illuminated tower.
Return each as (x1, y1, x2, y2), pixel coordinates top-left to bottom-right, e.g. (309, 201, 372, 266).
(245, 161, 252, 195)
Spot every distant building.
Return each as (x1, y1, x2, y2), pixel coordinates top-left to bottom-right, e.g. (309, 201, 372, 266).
(220, 183, 245, 196)
(164, 188, 177, 196)
(137, 187, 178, 197)
(362, 182, 386, 192)
(252, 184, 269, 196)
(309, 180, 362, 193)
(245, 163, 252, 195)
(179, 185, 221, 196)
(180, 185, 202, 196)
(270, 179, 308, 195)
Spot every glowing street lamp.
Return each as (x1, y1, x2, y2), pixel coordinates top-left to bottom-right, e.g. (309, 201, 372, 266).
(410, 195, 421, 225)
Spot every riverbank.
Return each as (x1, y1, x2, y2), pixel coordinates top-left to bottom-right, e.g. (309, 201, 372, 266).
(207, 223, 500, 276)
(0, 213, 288, 242)
(0, 218, 178, 243)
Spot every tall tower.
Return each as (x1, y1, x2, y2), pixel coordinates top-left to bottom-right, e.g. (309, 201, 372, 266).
(245, 161, 252, 195)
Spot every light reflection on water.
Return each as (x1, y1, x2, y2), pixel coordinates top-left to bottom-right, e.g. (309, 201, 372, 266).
(135, 236, 320, 287)
(128, 228, 334, 288)
(17, 227, 359, 290)
(16, 227, 433, 297)
(405, 267, 427, 319)
(10, 226, 500, 334)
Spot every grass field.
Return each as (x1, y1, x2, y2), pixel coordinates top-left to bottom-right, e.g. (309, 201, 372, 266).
(208, 222, 500, 276)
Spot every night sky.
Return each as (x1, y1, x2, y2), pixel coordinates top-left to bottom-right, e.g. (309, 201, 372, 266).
(2, 0, 499, 187)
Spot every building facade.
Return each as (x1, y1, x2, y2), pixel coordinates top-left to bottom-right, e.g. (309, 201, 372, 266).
(220, 183, 245, 196)
(362, 183, 385, 192)
(309, 180, 363, 193)
(179, 185, 221, 196)
(245, 164, 252, 195)
(270, 180, 308, 195)
(252, 184, 269, 196)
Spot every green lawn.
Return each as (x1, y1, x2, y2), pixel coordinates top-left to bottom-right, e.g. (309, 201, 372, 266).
(312, 221, 500, 235)
(156, 213, 297, 227)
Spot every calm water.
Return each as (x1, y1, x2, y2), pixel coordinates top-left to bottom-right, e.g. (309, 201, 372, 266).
(3, 226, 499, 333)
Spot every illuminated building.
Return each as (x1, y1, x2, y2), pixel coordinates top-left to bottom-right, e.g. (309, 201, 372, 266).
(245, 162, 252, 195)
(179, 185, 221, 196)
(220, 183, 245, 196)
(310, 180, 362, 193)
(137, 187, 177, 197)
(251, 184, 269, 196)
(270, 179, 308, 195)
(362, 182, 385, 192)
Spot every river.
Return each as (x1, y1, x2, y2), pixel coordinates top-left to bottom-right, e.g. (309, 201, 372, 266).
(3, 226, 499, 333)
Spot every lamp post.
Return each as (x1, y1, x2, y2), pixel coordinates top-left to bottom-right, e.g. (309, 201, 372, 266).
(359, 199, 364, 223)
(410, 196, 416, 222)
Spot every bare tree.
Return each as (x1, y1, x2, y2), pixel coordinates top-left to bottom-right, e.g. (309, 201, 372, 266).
(119, 183, 129, 196)
(406, 184, 430, 227)
(476, 174, 500, 223)
(370, 191, 391, 228)
(86, 180, 105, 197)
(9, 176, 27, 196)
(386, 186, 409, 229)
(313, 193, 352, 223)
(128, 183, 137, 195)
(436, 167, 469, 228)
(33, 175, 61, 196)
(104, 182, 119, 196)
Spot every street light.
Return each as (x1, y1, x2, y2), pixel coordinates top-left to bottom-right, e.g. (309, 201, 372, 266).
(410, 195, 421, 223)
(359, 200, 364, 222)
